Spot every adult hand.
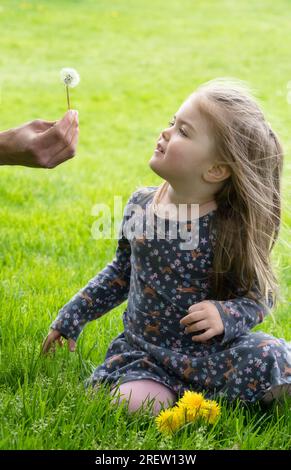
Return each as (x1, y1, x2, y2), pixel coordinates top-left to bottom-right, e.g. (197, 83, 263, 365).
(180, 300, 224, 342)
(0, 109, 79, 168)
(41, 328, 76, 354)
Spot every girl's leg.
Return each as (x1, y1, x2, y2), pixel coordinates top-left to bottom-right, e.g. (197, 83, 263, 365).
(110, 379, 177, 416)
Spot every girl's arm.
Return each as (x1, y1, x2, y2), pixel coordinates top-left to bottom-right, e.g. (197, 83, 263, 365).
(49, 191, 137, 342)
(208, 284, 274, 345)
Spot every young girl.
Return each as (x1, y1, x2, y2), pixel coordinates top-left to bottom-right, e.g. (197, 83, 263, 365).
(42, 78, 291, 416)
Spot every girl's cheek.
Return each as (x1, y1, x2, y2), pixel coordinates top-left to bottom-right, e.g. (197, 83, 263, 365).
(190, 142, 208, 164)
(199, 135, 215, 159)
(167, 150, 190, 174)
(166, 149, 184, 168)
(167, 142, 185, 161)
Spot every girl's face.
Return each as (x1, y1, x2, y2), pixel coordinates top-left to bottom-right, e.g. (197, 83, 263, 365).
(149, 93, 216, 185)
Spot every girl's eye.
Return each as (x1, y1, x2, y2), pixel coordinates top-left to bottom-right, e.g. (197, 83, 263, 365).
(168, 120, 187, 137)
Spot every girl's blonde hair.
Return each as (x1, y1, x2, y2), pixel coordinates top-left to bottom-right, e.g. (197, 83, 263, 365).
(193, 77, 284, 312)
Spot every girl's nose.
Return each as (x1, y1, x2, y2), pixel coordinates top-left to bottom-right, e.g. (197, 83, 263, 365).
(162, 128, 170, 140)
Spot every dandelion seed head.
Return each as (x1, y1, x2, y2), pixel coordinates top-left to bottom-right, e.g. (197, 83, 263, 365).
(60, 67, 80, 88)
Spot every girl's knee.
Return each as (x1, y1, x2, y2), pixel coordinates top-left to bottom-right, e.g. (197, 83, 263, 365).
(110, 379, 177, 415)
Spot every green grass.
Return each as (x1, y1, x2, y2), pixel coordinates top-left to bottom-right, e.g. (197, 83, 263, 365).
(0, 0, 291, 450)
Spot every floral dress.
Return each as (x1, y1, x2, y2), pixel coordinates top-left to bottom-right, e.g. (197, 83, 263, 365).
(50, 186, 291, 403)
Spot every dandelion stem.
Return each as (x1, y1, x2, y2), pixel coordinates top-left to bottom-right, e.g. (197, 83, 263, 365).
(66, 85, 71, 110)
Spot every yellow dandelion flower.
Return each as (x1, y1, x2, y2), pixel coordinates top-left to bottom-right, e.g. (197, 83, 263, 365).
(177, 403, 200, 422)
(171, 405, 187, 428)
(155, 409, 175, 435)
(199, 399, 221, 424)
(155, 406, 186, 435)
(177, 390, 206, 409)
(155, 391, 221, 436)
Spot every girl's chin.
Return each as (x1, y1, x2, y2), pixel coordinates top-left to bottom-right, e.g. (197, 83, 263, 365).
(149, 151, 164, 164)
(149, 155, 162, 167)
(148, 158, 166, 178)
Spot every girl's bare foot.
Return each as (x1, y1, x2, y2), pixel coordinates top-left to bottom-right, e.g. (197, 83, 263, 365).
(261, 383, 291, 405)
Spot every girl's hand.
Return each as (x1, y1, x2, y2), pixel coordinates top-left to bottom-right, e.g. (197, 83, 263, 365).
(180, 300, 224, 343)
(41, 328, 76, 354)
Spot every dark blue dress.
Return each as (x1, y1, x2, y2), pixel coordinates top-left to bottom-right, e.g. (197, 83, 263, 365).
(50, 186, 291, 403)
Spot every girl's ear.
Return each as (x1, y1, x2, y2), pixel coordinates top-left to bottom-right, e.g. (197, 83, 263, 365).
(203, 164, 231, 183)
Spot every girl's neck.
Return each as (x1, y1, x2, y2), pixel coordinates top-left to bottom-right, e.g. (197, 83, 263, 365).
(154, 181, 217, 218)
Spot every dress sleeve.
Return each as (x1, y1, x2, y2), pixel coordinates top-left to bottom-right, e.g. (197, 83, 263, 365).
(208, 282, 274, 346)
(49, 191, 137, 342)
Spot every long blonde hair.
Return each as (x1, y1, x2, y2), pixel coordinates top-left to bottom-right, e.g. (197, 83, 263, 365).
(193, 77, 284, 312)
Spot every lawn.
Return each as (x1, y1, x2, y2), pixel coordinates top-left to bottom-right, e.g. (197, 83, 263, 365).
(0, 0, 290, 450)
